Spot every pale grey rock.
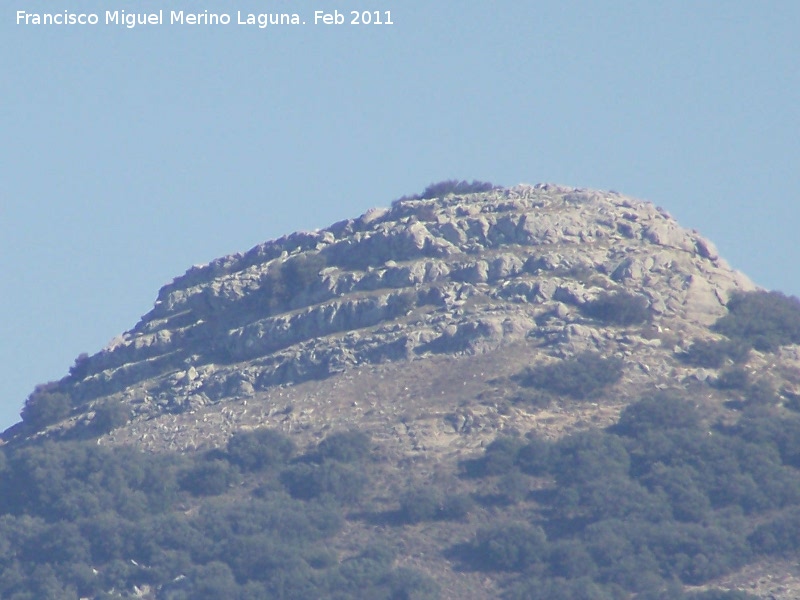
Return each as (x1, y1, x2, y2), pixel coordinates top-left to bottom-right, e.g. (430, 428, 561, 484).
(31, 184, 757, 423)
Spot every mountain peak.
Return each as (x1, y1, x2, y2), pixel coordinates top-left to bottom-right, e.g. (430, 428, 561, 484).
(15, 184, 800, 600)
(8, 183, 758, 452)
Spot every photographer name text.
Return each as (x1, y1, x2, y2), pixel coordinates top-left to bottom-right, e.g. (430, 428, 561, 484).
(15, 9, 394, 29)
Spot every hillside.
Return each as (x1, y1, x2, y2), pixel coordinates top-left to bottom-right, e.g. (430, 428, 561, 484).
(5, 182, 800, 599)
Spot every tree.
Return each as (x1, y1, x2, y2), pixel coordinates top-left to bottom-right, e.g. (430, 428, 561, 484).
(714, 290, 800, 351)
(470, 524, 548, 571)
(226, 428, 295, 472)
(580, 291, 650, 326)
(316, 430, 372, 463)
(179, 460, 237, 496)
(90, 399, 129, 435)
(20, 386, 71, 431)
(517, 352, 624, 400)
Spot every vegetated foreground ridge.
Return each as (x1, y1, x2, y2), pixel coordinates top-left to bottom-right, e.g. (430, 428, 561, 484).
(5, 182, 800, 599)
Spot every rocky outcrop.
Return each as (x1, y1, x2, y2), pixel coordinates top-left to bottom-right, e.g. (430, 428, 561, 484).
(31, 184, 755, 421)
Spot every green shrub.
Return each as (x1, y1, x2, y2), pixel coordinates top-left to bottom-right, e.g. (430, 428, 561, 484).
(316, 430, 372, 463)
(547, 540, 597, 579)
(179, 460, 238, 497)
(518, 352, 624, 400)
(171, 561, 238, 600)
(440, 493, 474, 520)
(398, 487, 473, 523)
(497, 469, 530, 504)
(614, 394, 702, 437)
(280, 462, 367, 504)
(714, 290, 800, 351)
(748, 508, 800, 556)
(516, 435, 553, 476)
(482, 435, 525, 475)
(581, 292, 650, 326)
(280, 253, 327, 299)
(382, 567, 441, 600)
(399, 487, 440, 523)
(226, 428, 295, 472)
(677, 339, 750, 368)
(20, 385, 72, 431)
(90, 399, 130, 435)
(714, 367, 750, 390)
(505, 576, 624, 600)
(470, 524, 548, 571)
(735, 414, 800, 468)
(402, 179, 498, 201)
(553, 431, 631, 486)
(261, 253, 327, 311)
(642, 465, 711, 523)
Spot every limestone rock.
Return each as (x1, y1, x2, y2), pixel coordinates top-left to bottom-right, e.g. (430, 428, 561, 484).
(19, 184, 756, 424)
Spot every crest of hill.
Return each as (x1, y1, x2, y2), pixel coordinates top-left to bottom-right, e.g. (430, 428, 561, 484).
(14, 183, 800, 600)
(8, 182, 759, 447)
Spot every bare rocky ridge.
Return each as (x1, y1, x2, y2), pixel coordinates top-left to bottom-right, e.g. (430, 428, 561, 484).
(14, 183, 800, 599)
(32, 184, 753, 431)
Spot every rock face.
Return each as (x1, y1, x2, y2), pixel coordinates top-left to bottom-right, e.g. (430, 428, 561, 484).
(31, 184, 755, 430)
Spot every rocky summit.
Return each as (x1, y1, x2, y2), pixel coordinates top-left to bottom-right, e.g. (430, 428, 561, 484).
(12, 183, 800, 600)
(11, 183, 758, 451)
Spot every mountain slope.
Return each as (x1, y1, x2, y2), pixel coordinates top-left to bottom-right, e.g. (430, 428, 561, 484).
(8, 183, 800, 600)
(8, 184, 754, 443)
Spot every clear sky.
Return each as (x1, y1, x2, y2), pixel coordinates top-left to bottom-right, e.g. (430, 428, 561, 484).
(2, 1, 799, 431)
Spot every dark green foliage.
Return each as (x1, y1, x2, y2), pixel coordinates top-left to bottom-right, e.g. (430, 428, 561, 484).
(497, 469, 530, 504)
(517, 352, 624, 400)
(397, 486, 474, 523)
(1, 441, 182, 520)
(475, 435, 525, 476)
(440, 492, 474, 521)
(455, 392, 800, 597)
(470, 524, 549, 571)
(711, 369, 781, 406)
(387, 290, 417, 316)
(179, 460, 238, 496)
(504, 576, 626, 600)
(406, 179, 498, 200)
(580, 291, 650, 326)
(226, 428, 295, 471)
(516, 435, 553, 476)
(735, 413, 800, 467)
(316, 429, 372, 463)
(8, 373, 800, 600)
(280, 461, 367, 503)
(547, 540, 597, 579)
(642, 464, 711, 522)
(325, 544, 440, 600)
(163, 561, 238, 600)
(89, 399, 130, 435)
(68, 352, 90, 381)
(20, 385, 71, 431)
(553, 430, 630, 486)
(399, 487, 441, 523)
(381, 566, 441, 600)
(555, 474, 670, 522)
(714, 367, 750, 390)
(714, 290, 800, 352)
(614, 393, 702, 437)
(281, 253, 327, 299)
(677, 339, 750, 368)
(261, 252, 327, 312)
(483, 435, 524, 474)
(748, 507, 800, 556)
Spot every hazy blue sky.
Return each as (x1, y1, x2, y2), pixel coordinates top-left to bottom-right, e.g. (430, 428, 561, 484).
(2, 1, 799, 430)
